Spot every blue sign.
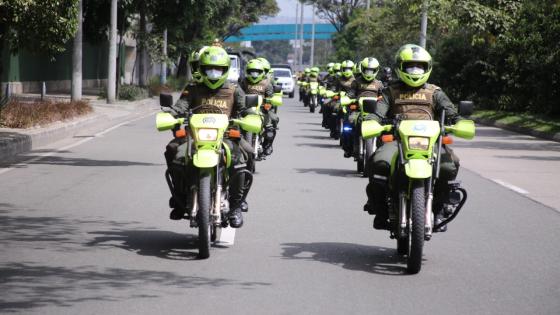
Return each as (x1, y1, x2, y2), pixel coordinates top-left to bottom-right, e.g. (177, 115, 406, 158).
(225, 23, 336, 42)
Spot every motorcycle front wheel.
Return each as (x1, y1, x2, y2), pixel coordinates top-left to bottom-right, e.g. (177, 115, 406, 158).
(197, 171, 212, 259)
(407, 179, 426, 274)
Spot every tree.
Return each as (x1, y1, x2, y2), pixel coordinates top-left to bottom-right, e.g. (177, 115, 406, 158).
(0, 0, 79, 93)
(150, 0, 279, 77)
(302, 0, 366, 32)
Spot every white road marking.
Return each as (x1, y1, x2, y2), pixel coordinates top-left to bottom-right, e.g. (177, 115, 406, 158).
(492, 179, 529, 195)
(217, 226, 236, 246)
(0, 112, 155, 176)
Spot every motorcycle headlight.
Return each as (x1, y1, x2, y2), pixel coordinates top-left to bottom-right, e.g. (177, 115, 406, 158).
(408, 136, 430, 150)
(197, 128, 219, 141)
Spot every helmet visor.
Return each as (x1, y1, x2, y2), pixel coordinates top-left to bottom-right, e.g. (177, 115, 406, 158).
(205, 68, 224, 80)
(249, 70, 263, 78)
(363, 69, 376, 76)
(403, 62, 427, 75)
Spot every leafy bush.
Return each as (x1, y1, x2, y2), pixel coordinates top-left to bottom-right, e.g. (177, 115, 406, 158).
(118, 85, 149, 101)
(0, 99, 93, 128)
(148, 76, 186, 96)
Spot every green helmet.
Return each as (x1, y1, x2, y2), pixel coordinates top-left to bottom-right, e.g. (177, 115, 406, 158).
(199, 46, 230, 89)
(189, 46, 208, 83)
(327, 62, 335, 75)
(395, 44, 433, 87)
(257, 57, 271, 74)
(333, 63, 341, 72)
(359, 57, 380, 82)
(304, 68, 311, 74)
(311, 66, 320, 74)
(245, 59, 266, 84)
(341, 60, 355, 78)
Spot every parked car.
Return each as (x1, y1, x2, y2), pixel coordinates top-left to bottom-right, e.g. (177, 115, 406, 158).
(271, 67, 295, 98)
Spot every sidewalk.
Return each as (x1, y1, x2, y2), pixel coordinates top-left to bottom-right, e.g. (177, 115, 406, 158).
(0, 95, 160, 162)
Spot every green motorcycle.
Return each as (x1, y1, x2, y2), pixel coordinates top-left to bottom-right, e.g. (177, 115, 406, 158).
(309, 81, 319, 113)
(243, 93, 282, 173)
(157, 96, 262, 259)
(361, 103, 475, 273)
(354, 97, 378, 176)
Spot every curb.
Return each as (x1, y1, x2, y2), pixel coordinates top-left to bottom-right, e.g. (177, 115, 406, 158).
(473, 117, 560, 143)
(0, 98, 158, 162)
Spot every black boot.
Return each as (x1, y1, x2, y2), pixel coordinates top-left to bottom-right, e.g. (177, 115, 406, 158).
(170, 208, 186, 220)
(228, 207, 244, 228)
(228, 168, 247, 228)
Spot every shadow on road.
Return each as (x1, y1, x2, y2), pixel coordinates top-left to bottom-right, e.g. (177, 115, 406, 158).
(295, 142, 340, 149)
(281, 242, 409, 275)
(295, 122, 323, 126)
(1, 154, 161, 168)
(292, 134, 331, 140)
(453, 126, 560, 152)
(86, 229, 200, 261)
(0, 262, 270, 313)
(295, 168, 360, 178)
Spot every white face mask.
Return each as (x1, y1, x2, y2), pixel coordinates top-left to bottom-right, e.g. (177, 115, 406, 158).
(364, 69, 375, 76)
(249, 71, 261, 78)
(205, 69, 223, 80)
(405, 66, 425, 75)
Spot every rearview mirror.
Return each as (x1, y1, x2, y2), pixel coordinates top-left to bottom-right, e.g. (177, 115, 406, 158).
(459, 101, 473, 117)
(360, 97, 377, 113)
(160, 93, 173, 108)
(245, 94, 262, 108)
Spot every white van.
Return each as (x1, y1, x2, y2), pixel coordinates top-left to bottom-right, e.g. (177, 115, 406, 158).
(271, 67, 295, 98)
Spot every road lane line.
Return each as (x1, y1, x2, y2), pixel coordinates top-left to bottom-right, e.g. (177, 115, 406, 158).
(0, 112, 155, 176)
(492, 179, 529, 195)
(217, 227, 236, 246)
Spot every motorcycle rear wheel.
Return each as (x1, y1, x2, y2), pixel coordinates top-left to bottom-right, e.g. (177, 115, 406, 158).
(407, 179, 426, 274)
(197, 171, 212, 259)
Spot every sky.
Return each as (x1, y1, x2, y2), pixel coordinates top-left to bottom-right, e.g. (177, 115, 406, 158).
(259, 0, 328, 24)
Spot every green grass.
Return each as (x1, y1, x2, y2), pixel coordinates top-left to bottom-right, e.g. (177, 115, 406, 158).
(472, 110, 560, 135)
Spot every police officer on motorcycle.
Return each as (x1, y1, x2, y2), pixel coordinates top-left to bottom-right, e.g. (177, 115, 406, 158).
(347, 57, 384, 158)
(240, 58, 279, 157)
(163, 45, 251, 228)
(364, 44, 462, 232)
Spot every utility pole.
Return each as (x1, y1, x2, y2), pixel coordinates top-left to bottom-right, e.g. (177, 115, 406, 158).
(161, 29, 167, 85)
(294, 2, 299, 70)
(310, 5, 315, 67)
(71, 0, 83, 101)
(299, 3, 304, 67)
(107, 0, 117, 103)
(366, 0, 370, 10)
(419, 0, 428, 48)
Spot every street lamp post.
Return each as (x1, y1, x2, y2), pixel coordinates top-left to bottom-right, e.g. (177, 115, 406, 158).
(107, 0, 117, 103)
(419, 0, 428, 48)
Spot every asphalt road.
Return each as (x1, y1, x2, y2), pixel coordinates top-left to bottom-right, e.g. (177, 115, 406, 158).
(1, 97, 559, 314)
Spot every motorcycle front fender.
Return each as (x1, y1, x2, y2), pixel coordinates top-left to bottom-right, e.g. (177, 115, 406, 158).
(193, 149, 219, 168)
(404, 159, 432, 179)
